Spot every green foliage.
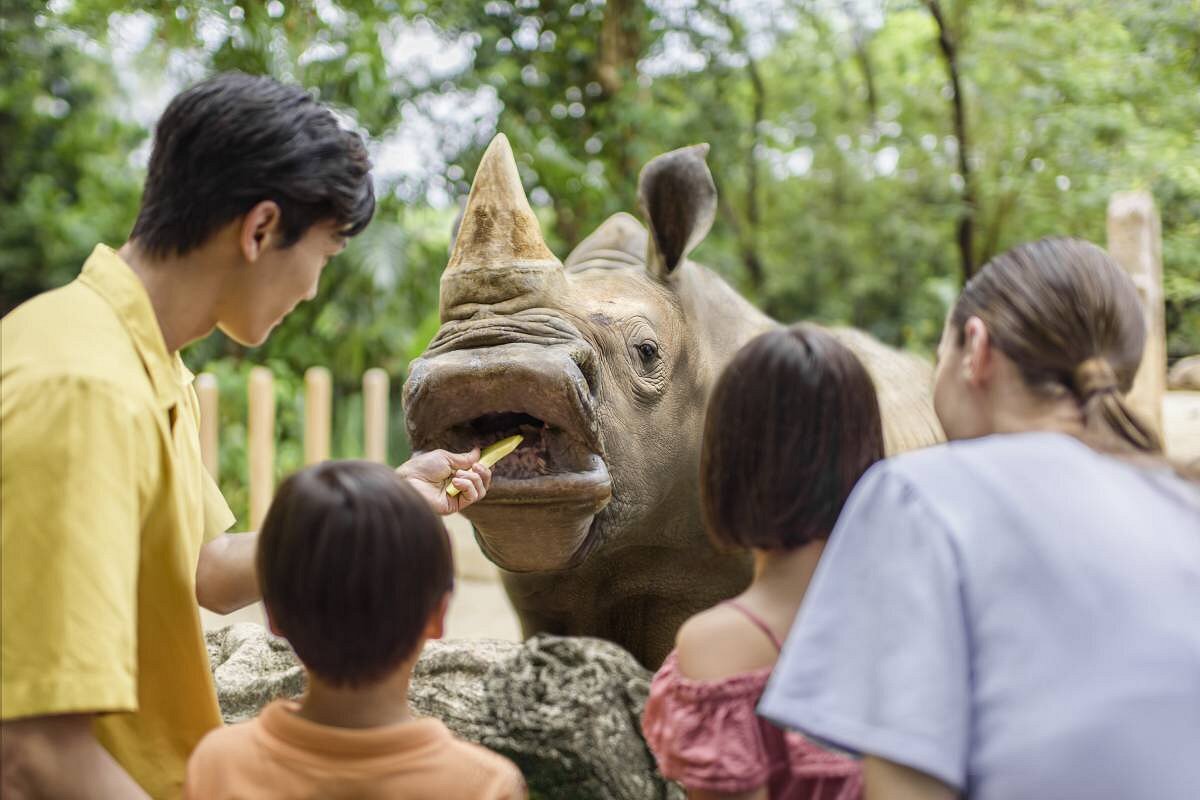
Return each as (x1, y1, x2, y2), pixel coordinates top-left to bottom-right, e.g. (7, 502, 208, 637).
(3, 0, 1197, 513)
(0, 5, 144, 310)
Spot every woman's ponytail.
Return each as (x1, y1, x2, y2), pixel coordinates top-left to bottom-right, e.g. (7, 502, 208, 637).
(1071, 357, 1161, 454)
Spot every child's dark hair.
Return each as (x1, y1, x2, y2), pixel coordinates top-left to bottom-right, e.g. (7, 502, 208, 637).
(701, 324, 885, 551)
(257, 461, 453, 688)
(130, 71, 375, 257)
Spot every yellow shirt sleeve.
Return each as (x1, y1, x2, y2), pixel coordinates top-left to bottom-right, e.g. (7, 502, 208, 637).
(180, 379, 236, 541)
(200, 459, 237, 540)
(1, 375, 155, 719)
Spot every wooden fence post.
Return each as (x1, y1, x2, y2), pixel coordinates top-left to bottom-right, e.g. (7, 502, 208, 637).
(195, 372, 219, 478)
(304, 366, 332, 465)
(1106, 191, 1166, 439)
(363, 368, 389, 464)
(248, 366, 275, 531)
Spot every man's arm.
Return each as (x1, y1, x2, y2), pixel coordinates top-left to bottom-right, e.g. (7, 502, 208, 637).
(195, 449, 492, 612)
(195, 532, 259, 615)
(864, 757, 958, 800)
(1, 715, 150, 799)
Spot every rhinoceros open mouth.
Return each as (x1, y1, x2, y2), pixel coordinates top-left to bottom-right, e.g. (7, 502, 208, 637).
(423, 409, 611, 505)
(403, 341, 612, 572)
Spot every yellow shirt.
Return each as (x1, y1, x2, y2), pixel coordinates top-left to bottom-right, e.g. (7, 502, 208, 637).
(2, 244, 236, 799)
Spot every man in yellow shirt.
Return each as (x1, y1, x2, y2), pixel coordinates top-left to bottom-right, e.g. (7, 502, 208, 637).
(0, 72, 491, 798)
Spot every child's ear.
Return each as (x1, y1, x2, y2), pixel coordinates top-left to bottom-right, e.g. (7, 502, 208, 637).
(423, 591, 452, 641)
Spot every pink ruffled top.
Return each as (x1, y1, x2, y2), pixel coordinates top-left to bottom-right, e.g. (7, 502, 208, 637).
(643, 652, 862, 799)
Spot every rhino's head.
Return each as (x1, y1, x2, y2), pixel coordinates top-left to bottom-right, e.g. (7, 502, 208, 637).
(404, 135, 769, 574)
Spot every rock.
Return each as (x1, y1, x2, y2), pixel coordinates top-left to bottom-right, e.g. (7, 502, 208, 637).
(206, 622, 305, 723)
(205, 624, 683, 800)
(1168, 355, 1200, 391)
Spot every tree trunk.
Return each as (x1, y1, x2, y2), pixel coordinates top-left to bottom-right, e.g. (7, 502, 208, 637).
(923, 0, 977, 282)
(598, 0, 641, 96)
(841, 2, 878, 123)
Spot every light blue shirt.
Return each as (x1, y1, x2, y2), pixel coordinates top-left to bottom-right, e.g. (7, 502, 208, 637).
(759, 432, 1200, 799)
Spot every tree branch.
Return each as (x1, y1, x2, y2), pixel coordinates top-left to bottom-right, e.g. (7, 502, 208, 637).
(923, 0, 977, 281)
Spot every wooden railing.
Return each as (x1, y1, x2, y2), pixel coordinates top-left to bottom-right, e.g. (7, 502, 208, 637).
(195, 366, 391, 530)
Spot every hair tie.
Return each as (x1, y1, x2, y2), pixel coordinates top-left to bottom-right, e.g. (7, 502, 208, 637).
(1072, 357, 1118, 400)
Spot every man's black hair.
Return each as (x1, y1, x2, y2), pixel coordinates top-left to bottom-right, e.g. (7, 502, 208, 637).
(130, 71, 374, 256)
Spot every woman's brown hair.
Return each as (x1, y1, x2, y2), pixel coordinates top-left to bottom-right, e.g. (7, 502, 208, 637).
(950, 237, 1161, 456)
(700, 323, 885, 551)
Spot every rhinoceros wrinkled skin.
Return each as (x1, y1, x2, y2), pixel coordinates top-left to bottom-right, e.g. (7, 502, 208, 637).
(403, 135, 943, 668)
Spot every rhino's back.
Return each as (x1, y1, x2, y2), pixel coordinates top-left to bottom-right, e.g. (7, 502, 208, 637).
(830, 326, 944, 454)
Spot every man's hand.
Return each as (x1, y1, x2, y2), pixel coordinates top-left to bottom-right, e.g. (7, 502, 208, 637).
(396, 448, 492, 515)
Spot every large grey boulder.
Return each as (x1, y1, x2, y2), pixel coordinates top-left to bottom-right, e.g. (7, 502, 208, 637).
(206, 624, 682, 800)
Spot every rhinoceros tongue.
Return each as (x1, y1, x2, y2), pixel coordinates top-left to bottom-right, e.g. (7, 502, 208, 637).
(440, 133, 566, 320)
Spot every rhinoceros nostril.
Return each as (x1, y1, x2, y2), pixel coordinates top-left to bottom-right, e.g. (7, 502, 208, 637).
(571, 345, 600, 398)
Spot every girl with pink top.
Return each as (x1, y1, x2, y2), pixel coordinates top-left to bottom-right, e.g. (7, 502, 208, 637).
(643, 323, 883, 799)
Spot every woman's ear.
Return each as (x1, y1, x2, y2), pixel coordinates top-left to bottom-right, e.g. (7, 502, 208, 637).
(238, 200, 282, 262)
(962, 316, 993, 388)
(423, 591, 452, 641)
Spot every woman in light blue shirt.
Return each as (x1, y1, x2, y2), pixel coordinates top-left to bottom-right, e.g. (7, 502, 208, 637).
(759, 237, 1200, 799)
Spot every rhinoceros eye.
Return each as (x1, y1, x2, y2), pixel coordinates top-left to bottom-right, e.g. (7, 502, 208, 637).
(636, 341, 659, 362)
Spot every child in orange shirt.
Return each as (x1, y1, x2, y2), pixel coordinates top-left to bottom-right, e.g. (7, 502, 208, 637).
(185, 460, 526, 799)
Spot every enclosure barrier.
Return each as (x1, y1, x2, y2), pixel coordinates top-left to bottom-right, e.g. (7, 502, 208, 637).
(1106, 191, 1166, 439)
(195, 366, 391, 531)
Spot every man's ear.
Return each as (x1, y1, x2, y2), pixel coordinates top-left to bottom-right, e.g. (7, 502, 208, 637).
(239, 200, 283, 262)
(962, 316, 993, 388)
(422, 591, 452, 641)
(637, 143, 716, 281)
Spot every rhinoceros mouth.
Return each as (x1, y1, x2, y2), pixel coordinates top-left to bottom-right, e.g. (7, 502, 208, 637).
(403, 341, 613, 572)
(426, 410, 611, 506)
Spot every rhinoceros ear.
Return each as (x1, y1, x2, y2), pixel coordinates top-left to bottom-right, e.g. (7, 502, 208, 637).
(637, 143, 716, 279)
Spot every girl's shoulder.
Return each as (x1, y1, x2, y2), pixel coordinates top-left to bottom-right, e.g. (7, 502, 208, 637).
(672, 603, 779, 683)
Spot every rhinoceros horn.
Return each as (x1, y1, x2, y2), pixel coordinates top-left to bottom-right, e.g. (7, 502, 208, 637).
(440, 133, 566, 321)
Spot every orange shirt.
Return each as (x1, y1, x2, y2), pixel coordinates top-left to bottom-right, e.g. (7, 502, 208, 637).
(184, 700, 526, 800)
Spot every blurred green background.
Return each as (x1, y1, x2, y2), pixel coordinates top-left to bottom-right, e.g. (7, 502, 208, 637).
(2, 0, 1197, 525)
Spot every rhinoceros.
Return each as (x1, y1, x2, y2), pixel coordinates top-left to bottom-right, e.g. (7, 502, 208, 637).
(403, 134, 942, 667)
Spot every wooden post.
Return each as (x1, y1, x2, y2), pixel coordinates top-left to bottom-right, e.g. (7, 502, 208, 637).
(195, 372, 219, 478)
(248, 366, 275, 531)
(363, 368, 389, 464)
(304, 367, 332, 465)
(1106, 191, 1166, 438)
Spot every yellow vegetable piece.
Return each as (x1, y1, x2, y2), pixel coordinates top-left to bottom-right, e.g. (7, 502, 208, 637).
(445, 434, 524, 497)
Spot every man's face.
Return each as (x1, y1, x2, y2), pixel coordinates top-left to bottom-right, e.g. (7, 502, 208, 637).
(218, 220, 346, 346)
